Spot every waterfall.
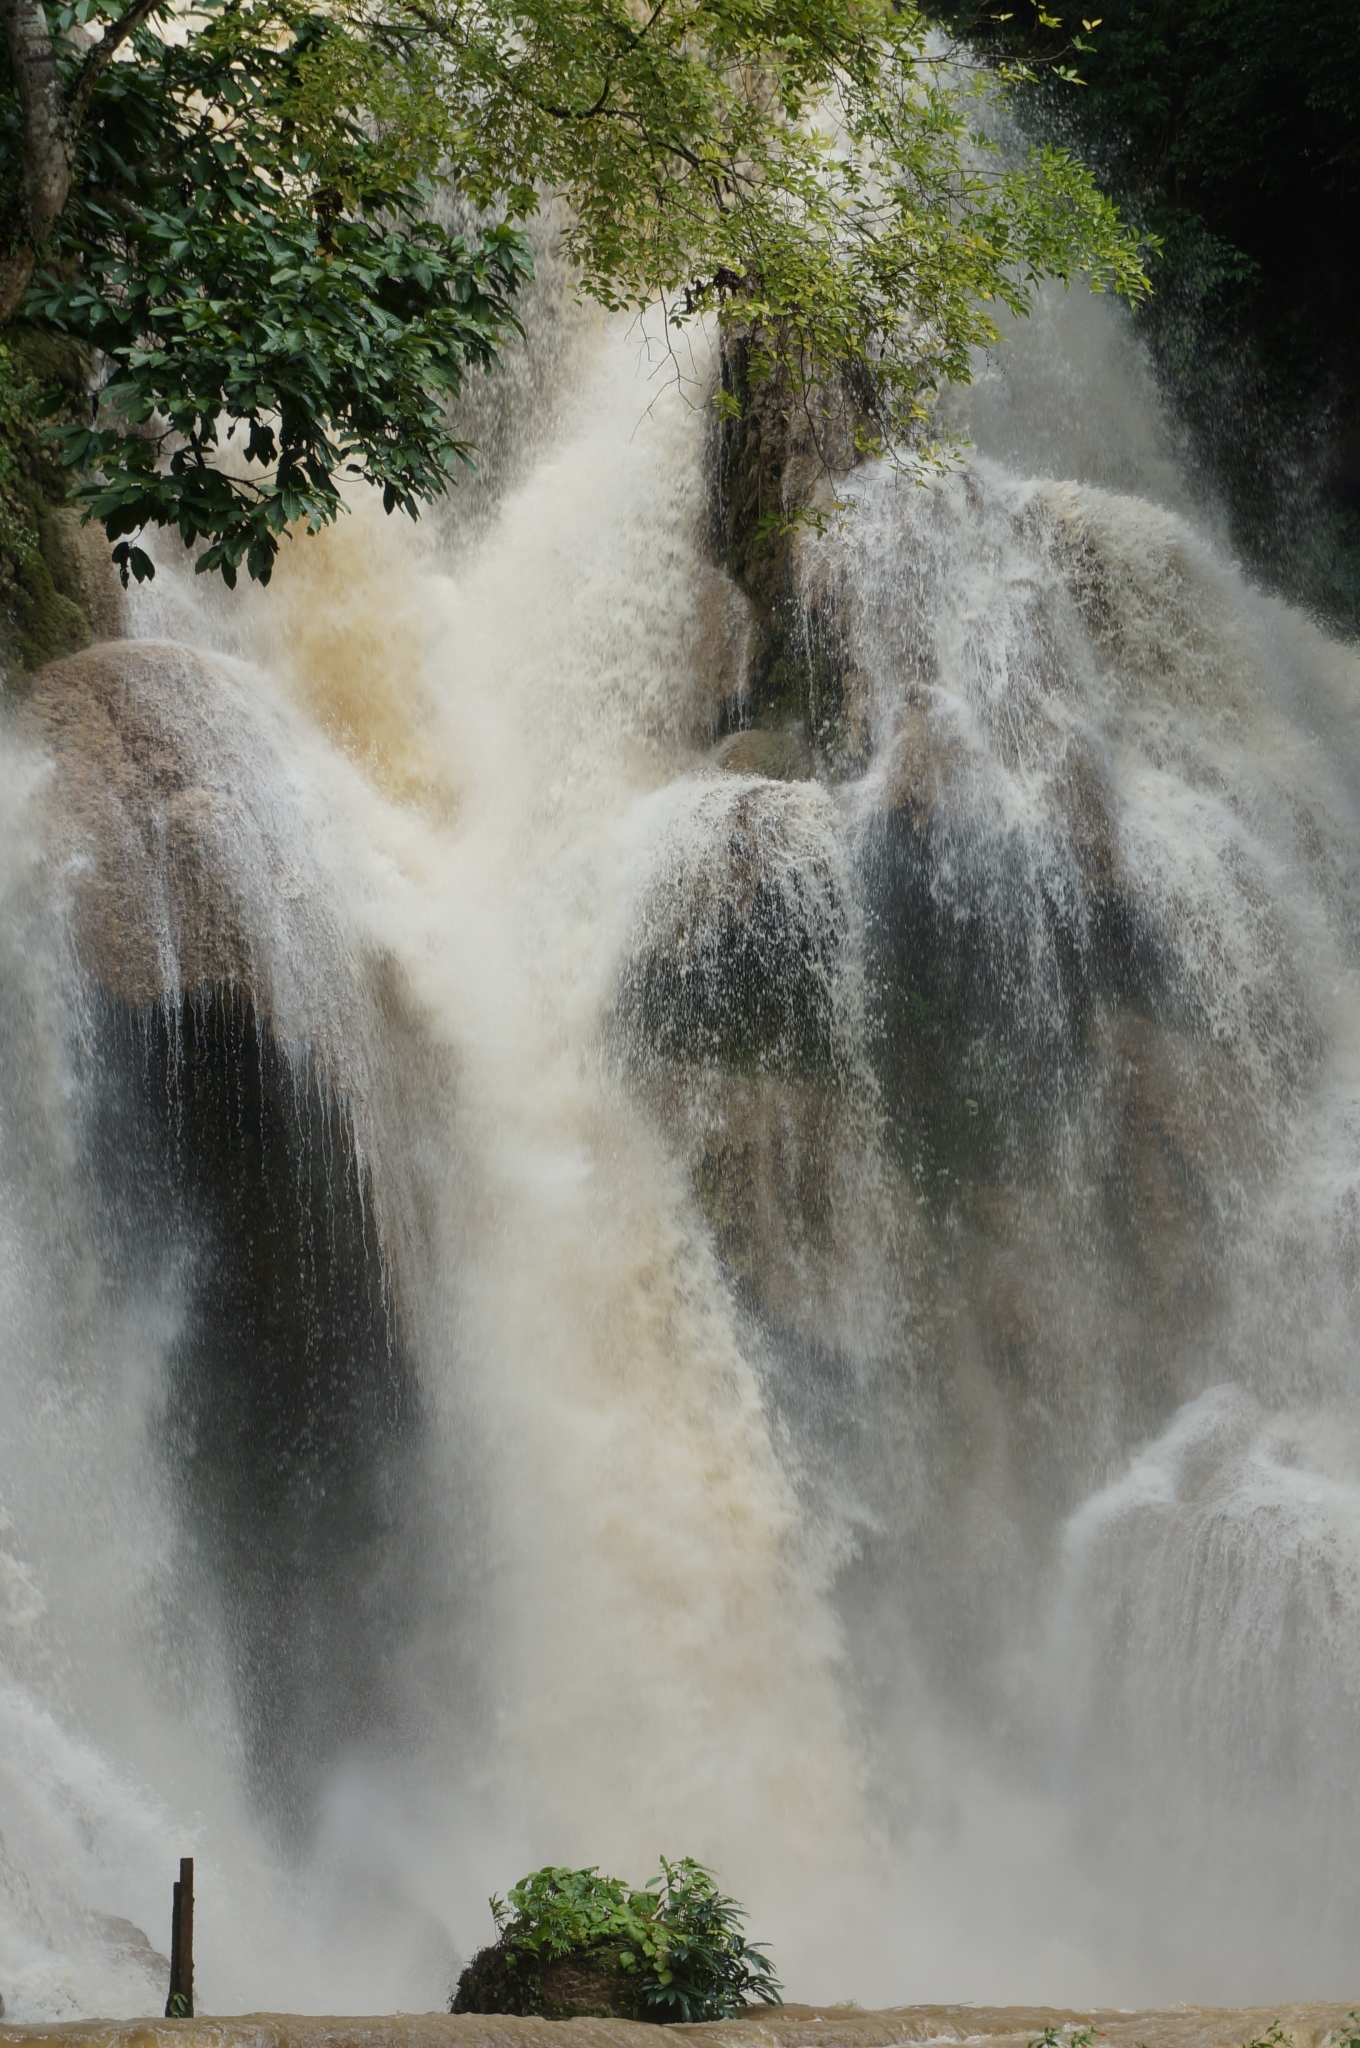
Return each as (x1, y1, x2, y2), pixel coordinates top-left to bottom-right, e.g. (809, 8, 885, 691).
(2, 267, 1360, 2019)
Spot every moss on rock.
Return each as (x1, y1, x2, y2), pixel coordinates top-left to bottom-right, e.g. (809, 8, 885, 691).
(451, 1939, 645, 2021)
(0, 325, 118, 691)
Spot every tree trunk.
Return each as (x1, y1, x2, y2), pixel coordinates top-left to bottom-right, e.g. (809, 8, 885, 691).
(0, 0, 71, 323)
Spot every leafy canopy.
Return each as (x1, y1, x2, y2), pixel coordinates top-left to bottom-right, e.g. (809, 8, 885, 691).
(492, 1857, 782, 2022)
(3, 0, 1151, 589)
(11, 0, 531, 586)
(407, 0, 1148, 451)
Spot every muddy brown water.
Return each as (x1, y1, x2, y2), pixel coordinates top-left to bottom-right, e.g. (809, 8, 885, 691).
(1, 2007, 1356, 2048)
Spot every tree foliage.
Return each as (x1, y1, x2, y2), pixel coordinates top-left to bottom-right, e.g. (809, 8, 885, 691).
(6, 0, 530, 585)
(1, 0, 1151, 592)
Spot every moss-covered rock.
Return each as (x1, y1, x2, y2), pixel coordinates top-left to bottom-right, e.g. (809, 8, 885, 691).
(0, 522, 90, 679)
(451, 1939, 644, 2021)
(0, 325, 120, 690)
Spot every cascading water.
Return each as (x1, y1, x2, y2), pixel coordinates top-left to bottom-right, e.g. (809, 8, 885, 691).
(2, 247, 1360, 2021)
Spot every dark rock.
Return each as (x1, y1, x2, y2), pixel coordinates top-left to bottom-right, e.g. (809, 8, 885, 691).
(88, 986, 422, 1839)
(451, 1940, 645, 2021)
(613, 781, 847, 1073)
(1090, 1003, 1252, 1318)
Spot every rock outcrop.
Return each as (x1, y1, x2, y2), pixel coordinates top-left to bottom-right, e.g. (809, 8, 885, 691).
(709, 727, 813, 783)
(20, 639, 374, 1077)
(24, 641, 260, 1007)
(613, 777, 851, 1074)
(710, 331, 869, 757)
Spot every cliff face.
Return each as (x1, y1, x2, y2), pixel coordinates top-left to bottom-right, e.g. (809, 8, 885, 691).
(683, 336, 1325, 1620)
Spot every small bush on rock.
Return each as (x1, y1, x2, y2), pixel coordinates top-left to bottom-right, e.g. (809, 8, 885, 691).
(450, 1857, 782, 2023)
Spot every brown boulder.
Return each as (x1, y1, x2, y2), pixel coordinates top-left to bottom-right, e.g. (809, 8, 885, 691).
(710, 726, 814, 782)
(23, 641, 260, 1007)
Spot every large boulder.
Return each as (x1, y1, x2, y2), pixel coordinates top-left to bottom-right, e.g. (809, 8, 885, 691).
(613, 777, 851, 1073)
(19, 640, 377, 1089)
(24, 640, 284, 1009)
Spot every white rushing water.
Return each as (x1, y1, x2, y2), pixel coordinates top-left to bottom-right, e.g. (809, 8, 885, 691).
(2, 261, 1360, 2018)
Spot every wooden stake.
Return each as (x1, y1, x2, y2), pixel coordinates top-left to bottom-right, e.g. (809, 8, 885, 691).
(165, 1857, 194, 2018)
(166, 1880, 180, 2013)
(180, 1858, 194, 2015)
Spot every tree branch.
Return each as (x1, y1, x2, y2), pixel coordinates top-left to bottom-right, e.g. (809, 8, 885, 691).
(66, 0, 162, 134)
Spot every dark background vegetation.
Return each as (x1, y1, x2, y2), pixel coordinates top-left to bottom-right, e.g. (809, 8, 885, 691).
(928, 0, 1360, 633)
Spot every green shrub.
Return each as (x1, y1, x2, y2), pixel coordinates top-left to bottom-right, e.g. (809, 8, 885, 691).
(470, 1857, 782, 2023)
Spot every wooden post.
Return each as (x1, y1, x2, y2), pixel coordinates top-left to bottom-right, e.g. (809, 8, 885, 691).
(166, 1879, 181, 2012)
(165, 1857, 194, 2018)
(179, 1858, 194, 2015)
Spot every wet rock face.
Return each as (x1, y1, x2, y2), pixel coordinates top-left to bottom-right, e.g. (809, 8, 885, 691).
(710, 726, 813, 783)
(859, 736, 1173, 1184)
(24, 641, 281, 1009)
(25, 639, 429, 1840)
(940, 1002, 1245, 1503)
(649, 1063, 909, 1362)
(1089, 1006, 1243, 1312)
(88, 986, 423, 1842)
(21, 640, 376, 1078)
(613, 779, 852, 1074)
(613, 481, 1247, 1532)
(663, 429, 1310, 1696)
